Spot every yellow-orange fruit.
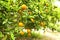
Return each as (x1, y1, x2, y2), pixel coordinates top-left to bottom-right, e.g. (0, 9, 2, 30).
(20, 31, 24, 35)
(28, 33, 31, 37)
(27, 29, 31, 33)
(21, 4, 27, 10)
(30, 18, 34, 23)
(40, 22, 45, 27)
(19, 22, 24, 27)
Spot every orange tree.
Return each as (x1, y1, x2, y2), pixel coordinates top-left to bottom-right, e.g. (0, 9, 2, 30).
(0, 0, 60, 40)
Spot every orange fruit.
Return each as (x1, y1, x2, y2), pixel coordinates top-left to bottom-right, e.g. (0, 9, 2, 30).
(27, 29, 31, 33)
(40, 22, 45, 27)
(20, 31, 24, 35)
(19, 22, 24, 27)
(30, 18, 34, 23)
(28, 33, 31, 37)
(21, 4, 27, 10)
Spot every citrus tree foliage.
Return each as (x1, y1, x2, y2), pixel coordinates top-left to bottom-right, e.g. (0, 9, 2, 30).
(0, 0, 60, 40)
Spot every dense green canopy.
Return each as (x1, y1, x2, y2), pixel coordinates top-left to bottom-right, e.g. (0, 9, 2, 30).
(0, 0, 60, 40)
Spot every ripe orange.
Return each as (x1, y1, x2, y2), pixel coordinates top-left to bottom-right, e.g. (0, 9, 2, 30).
(30, 18, 34, 23)
(28, 33, 31, 37)
(21, 4, 27, 10)
(19, 22, 24, 27)
(20, 31, 24, 35)
(40, 22, 45, 27)
(27, 29, 31, 33)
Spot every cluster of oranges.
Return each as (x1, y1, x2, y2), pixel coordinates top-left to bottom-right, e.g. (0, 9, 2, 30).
(19, 29, 31, 37)
(18, 21, 31, 36)
(20, 31, 24, 36)
(19, 22, 25, 36)
(18, 4, 31, 36)
(27, 29, 31, 37)
(18, 4, 27, 15)
(18, 4, 46, 36)
(18, 4, 32, 15)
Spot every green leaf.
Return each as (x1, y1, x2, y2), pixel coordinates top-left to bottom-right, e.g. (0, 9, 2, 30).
(10, 32, 15, 40)
(0, 32, 4, 38)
